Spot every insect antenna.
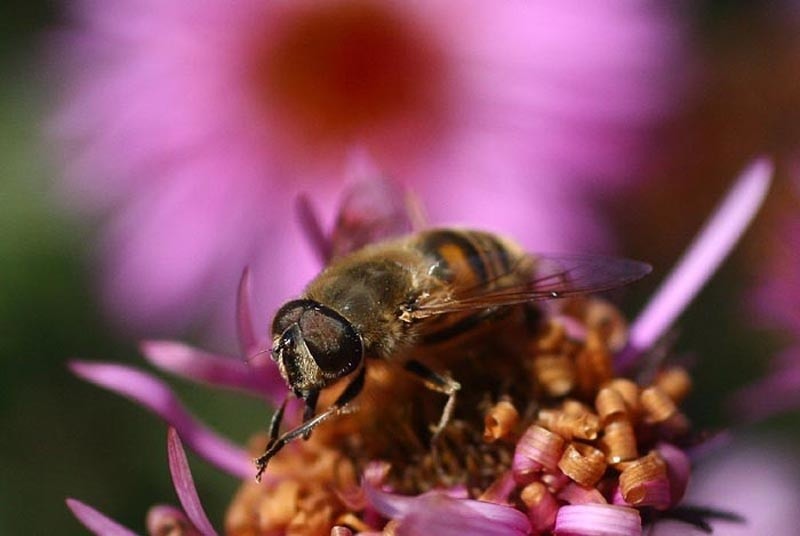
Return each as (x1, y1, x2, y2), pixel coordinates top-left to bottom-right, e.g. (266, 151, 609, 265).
(244, 346, 272, 364)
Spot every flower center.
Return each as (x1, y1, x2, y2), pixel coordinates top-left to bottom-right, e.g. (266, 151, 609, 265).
(252, 0, 447, 147)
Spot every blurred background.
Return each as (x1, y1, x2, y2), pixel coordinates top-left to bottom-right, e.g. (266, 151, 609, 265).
(2, 1, 799, 533)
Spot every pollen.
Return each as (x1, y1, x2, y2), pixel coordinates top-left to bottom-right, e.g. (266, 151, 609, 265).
(537, 408, 600, 441)
(654, 366, 693, 404)
(521, 482, 559, 533)
(640, 385, 680, 424)
(225, 297, 697, 535)
(606, 378, 642, 417)
(557, 442, 608, 487)
(595, 386, 629, 424)
(225, 436, 360, 536)
(483, 398, 520, 443)
(618, 451, 671, 509)
(600, 418, 639, 466)
(533, 353, 576, 397)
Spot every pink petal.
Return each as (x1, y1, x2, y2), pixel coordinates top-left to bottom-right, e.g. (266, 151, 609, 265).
(512, 425, 566, 481)
(730, 348, 800, 422)
(557, 483, 607, 505)
(611, 485, 630, 507)
(295, 193, 332, 264)
(479, 471, 517, 504)
(652, 443, 800, 535)
(363, 460, 392, 486)
(140, 340, 284, 404)
(520, 482, 558, 533)
(656, 443, 691, 506)
(555, 504, 642, 536)
(166, 428, 218, 536)
(625, 476, 671, 510)
(397, 496, 530, 536)
(619, 158, 773, 370)
(69, 361, 252, 479)
(364, 485, 530, 536)
(236, 267, 260, 358)
(66, 498, 139, 536)
(685, 430, 732, 461)
(146, 505, 200, 536)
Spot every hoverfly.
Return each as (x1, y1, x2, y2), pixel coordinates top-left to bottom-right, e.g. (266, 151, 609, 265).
(254, 180, 650, 481)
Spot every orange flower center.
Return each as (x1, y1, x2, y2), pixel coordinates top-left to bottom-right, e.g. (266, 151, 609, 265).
(252, 0, 447, 147)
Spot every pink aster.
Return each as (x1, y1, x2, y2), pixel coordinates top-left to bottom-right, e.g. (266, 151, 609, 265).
(49, 0, 684, 334)
(67, 160, 793, 535)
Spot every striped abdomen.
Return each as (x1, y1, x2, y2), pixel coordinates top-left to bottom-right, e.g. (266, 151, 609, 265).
(413, 229, 524, 291)
(410, 229, 528, 344)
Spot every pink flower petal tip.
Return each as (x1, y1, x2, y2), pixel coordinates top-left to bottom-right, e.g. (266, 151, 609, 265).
(66, 498, 139, 536)
(147, 505, 201, 536)
(620, 157, 773, 369)
(69, 360, 252, 478)
(512, 425, 566, 481)
(236, 267, 260, 358)
(365, 484, 530, 536)
(555, 503, 642, 536)
(139, 339, 283, 403)
(167, 428, 218, 536)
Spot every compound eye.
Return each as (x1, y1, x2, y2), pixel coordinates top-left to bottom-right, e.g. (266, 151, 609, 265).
(272, 300, 308, 337)
(272, 300, 363, 379)
(300, 307, 362, 378)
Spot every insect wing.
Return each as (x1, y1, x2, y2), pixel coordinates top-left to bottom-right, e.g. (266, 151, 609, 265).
(296, 177, 417, 265)
(330, 177, 418, 259)
(413, 253, 651, 317)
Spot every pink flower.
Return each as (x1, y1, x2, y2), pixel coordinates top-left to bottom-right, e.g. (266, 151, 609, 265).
(67, 160, 792, 535)
(50, 0, 684, 335)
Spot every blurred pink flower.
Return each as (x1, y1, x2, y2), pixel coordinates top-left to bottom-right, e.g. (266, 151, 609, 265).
(749, 206, 800, 336)
(733, 169, 800, 421)
(50, 0, 684, 335)
(650, 441, 800, 536)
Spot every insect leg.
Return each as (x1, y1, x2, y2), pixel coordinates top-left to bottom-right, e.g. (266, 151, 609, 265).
(301, 388, 320, 440)
(266, 395, 289, 448)
(403, 360, 461, 442)
(254, 367, 366, 482)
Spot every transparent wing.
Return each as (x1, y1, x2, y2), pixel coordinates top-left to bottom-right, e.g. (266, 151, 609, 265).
(296, 177, 417, 264)
(329, 177, 415, 260)
(413, 253, 651, 318)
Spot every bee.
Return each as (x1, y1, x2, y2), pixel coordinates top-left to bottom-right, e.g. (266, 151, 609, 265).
(254, 226, 650, 481)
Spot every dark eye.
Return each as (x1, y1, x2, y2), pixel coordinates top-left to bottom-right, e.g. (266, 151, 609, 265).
(300, 305, 362, 377)
(272, 300, 308, 336)
(272, 300, 363, 379)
